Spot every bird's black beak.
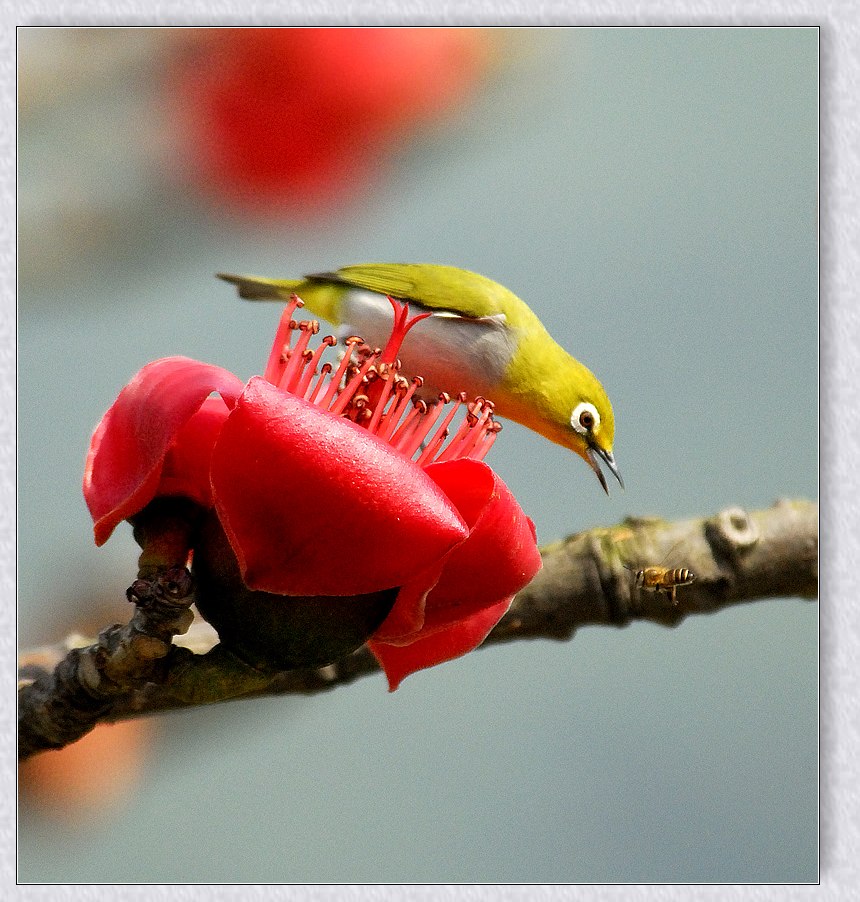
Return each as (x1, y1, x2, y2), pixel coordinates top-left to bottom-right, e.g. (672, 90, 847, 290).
(586, 444, 624, 495)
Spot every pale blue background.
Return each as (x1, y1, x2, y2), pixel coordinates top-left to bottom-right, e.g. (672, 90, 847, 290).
(18, 27, 818, 883)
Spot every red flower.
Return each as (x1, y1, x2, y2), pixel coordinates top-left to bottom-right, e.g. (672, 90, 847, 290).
(84, 297, 541, 689)
(166, 28, 491, 215)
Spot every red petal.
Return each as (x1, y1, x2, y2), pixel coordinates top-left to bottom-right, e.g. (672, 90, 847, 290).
(84, 357, 244, 546)
(367, 460, 541, 688)
(418, 459, 542, 632)
(370, 560, 444, 641)
(157, 397, 232, 508)
(368, 597, 511, 691)
(210, 377, 469, 596)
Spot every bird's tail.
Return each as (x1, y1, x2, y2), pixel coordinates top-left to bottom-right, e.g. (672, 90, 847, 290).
(218, 272, 345, 326)
(217, 273, 304, 301)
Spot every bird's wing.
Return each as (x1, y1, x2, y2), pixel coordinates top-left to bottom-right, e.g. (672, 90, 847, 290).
(306, 265, 418, 300)
(306, 263, 510, 324)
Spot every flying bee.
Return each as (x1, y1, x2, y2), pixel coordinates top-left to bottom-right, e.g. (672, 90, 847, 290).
(631, 564, 695, 605)
(621, 539, 695, 606)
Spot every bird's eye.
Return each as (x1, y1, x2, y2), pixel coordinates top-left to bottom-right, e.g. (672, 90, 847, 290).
(571, 401, 600, 435)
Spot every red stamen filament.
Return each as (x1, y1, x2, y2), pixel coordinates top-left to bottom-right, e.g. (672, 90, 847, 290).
(317, 337, 363, 409)
(435, 399, 494, 463)
(329, 353, 380, 416)
(415, 393, 467, 466)
(392, 397, 445, 458)
(471, 422, 502, 461)
(306, 362, 334, 405)
(263, 294, 303, 384)
(294, 334, 336, 399)
(278, 320, 318, 393)
(264, 297, 500, 466)
(387, 399, 428, 454)
(365, 363, 401, 433)
(377, 376, 422, 442)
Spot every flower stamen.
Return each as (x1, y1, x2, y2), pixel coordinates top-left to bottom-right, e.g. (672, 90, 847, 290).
(435, 398, 494, 463)
(470, 421, 502, 461)
(377, 375, 421, 442)
(328, 351, 379, 417)
(263, 294, 303, 385)
(317, 336, 363, 409)
(278, 320, 319, 393)
(415, 393, 467, 467)
(306, 362, 334, 405)
(392, 397, 446, 458)
(387, 399, 428, 454)
(294, 334, 336, 399)
(273, 298, 501, 467)
(365, 363, 401, 434)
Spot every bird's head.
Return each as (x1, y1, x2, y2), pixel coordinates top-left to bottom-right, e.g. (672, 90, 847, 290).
(564, 384, 623, 495)
(503, 344, 623, 494)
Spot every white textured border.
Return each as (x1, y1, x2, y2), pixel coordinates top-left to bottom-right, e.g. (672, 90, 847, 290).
(5, 4, 854, 900)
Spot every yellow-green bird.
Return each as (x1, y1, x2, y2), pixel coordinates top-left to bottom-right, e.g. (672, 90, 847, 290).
(218, 264, 622, 493)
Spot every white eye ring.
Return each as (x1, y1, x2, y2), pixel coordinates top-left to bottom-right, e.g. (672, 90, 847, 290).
(571, 401, 600, 435)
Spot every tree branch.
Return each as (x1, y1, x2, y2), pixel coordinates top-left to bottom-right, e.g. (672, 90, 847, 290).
(18, 499, 817, 759)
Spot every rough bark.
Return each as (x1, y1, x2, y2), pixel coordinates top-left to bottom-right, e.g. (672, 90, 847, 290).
(18, 499, 817, 760)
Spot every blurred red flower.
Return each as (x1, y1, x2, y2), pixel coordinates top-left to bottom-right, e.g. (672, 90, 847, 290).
(19, 719, 156, 824)
(166, 27, 491, 214)
(84, 298, 540, 688)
